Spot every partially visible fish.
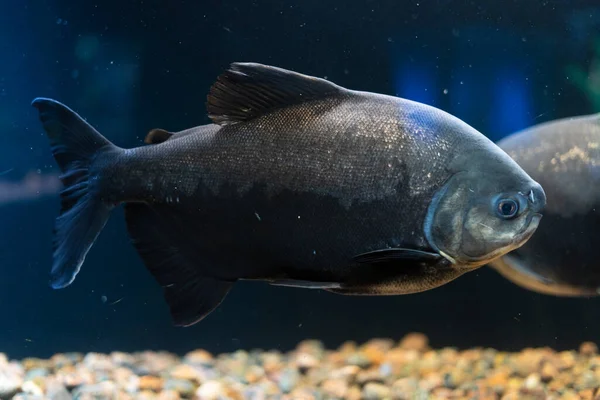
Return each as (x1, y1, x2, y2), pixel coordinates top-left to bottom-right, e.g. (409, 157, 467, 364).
(491, 113, 600, 296)
(31, 62, 544, 326)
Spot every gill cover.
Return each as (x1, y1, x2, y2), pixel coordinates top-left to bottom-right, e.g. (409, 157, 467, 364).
(424, 173, 464, 265)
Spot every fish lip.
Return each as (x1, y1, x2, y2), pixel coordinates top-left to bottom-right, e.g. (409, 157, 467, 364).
(459, 212, 543, 266)
(525, 212, 543, 228)
(515, 212, 542, 242)
(491, 212, 542, 260)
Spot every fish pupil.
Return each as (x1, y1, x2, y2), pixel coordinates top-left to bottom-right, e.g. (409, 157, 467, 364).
(498, 199, 518, 218)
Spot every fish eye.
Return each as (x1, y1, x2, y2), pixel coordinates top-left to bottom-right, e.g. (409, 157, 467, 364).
(496, 199, 519, 219)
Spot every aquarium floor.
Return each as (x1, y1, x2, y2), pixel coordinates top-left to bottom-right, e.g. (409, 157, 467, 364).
(1, 333, 599, 399)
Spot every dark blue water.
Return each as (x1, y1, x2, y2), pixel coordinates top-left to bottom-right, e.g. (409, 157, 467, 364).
(1, 0, 600, 359)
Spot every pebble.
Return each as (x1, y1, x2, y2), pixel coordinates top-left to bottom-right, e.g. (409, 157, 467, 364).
(163, 378, 196, 397)
(21, 380, 44, 396)
(362, 381, 391, 399)
(138, 352, 179, 376)
(195, 380, 223, 400)
(580, 341, 599, 356)
(111, 351, 136, 367)
(356, 367, 385, 385)
(391, 376, 419, 397)
(398, 332, 429, 352)
(25, 368, 50, 381)
(294, 352, 319, 371)
(329, 365, 360, 380)
(1, 333, 599, 399)
(540, 362, 558, 382)
(524, 372, 542, 389)
(346, 352, 371, 368)
(244, 365, 265, 384)
(321, 378, 348, 398)
(260, 352, 283, 375)
(157, 390, 180, 400)
(346, 385, 362, 400)
(296, 340, 325, 357)
(0, 363, 24, 399)
(184, 349, 213, 366)
(71, 381, 118, 398)
(82, 353, 114, 372)
(44, 377, 71, 400)
(139, 375, 164, 391)
(275, 367, 299, 393)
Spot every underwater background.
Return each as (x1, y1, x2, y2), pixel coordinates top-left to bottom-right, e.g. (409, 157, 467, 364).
(2, 0, 600, 377)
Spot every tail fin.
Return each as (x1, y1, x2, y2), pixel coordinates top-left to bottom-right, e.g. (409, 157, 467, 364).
(31, 98, 118, 289)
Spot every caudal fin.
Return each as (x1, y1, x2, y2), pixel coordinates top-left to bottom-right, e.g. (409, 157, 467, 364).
(31, 98, 118, 289)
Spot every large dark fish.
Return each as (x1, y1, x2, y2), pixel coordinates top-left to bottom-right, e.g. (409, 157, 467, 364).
(491, 114, 600, 297)
(32, 62, 545, 326)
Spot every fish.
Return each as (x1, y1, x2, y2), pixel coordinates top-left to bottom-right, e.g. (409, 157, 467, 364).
(31, 62, 545, 326)
(491, 113, 600, 297)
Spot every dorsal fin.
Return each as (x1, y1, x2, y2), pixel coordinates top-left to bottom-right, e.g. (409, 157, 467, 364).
(206, 62, 347, 126)
(145, 129, 174, 144)
(144, 124, 222, 145)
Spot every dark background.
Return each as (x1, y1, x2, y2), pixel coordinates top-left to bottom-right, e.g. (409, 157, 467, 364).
(1, 0, 600, 359)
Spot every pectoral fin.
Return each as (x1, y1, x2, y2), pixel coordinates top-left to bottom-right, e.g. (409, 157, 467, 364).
(352, 248, 443, 266)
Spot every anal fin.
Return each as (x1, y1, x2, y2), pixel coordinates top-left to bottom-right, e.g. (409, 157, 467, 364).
(267, 279, 342, 289)
(124, 203, 234, 326)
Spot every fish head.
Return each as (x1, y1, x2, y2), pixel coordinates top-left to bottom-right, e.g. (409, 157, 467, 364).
(424, 146, 546, 268)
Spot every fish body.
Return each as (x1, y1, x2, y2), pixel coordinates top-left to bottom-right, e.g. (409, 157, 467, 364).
(32, 62, 545, 326)
(492, 114, 600, 296)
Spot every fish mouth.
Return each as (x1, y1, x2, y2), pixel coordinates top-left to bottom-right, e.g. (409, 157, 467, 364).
(518, 212, 542, 242)
(486, 212, 543, 262)
(459, 212, 543, 267)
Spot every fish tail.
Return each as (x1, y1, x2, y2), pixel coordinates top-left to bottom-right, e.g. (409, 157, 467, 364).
(31, 97, 119, 289)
